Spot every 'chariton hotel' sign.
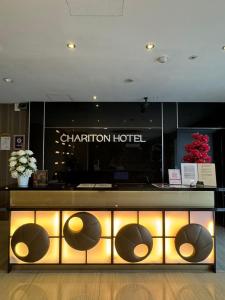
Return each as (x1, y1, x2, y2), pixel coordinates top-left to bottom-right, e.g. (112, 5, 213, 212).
(60, 134, 146, 143)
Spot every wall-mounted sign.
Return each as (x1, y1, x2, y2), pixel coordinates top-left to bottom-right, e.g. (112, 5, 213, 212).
(13, 135, 25, 150)
(60, 133, 146, 143)
(0, 136, 11, 150)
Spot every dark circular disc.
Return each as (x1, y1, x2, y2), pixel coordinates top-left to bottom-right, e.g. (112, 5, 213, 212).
(11, 223, 50, 263)
(175, 223, 213, 263)
(63, 212, 101, 251)
(115, 224, 153, 263)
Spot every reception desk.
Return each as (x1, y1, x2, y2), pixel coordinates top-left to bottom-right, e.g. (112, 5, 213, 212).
(3, 184, 216, 271)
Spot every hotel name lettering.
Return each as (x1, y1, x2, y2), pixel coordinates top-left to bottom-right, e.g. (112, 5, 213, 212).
(60, 134, 146, 143)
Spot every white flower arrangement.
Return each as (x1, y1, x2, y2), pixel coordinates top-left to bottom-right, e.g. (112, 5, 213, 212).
(9, 150, 37, 179)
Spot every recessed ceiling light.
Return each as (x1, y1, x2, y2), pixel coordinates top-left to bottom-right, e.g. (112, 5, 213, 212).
(67, 42, 76, 49)
(124, 79, 134, 83)
(3, 77, 13, 83)
(189, 55, 198, 60)
(222, 46, 225, 51)
(146, 43, 155, 50)
(157, 56, 168, 63)
(93, 95, 97, 100)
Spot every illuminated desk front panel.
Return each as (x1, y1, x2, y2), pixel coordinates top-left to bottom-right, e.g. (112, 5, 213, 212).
(8, 189, 215, 270)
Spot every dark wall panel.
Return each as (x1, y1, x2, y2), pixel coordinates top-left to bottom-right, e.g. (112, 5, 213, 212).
(29, 102, 44, 170)
(45, 102, 162, 128)
(0, 104, 28, 187)
(178, 103, 225, 128)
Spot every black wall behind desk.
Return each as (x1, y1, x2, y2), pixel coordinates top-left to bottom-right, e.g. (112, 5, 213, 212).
(29, 102, 225, 185)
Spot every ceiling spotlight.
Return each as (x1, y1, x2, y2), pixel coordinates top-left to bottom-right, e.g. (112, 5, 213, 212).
(3, 77, 13, 83)
(93, 96, 97, 100)
(146, 43, 155, 50)
(67, 42, 76, 49)
(124, 78, 134, 83)
(189, 55, 198, 60)
(222, 46, 225, 51)
(157, 56, 168, 63)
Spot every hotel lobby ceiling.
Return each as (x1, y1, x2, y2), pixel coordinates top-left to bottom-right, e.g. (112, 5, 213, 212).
(0, 0, 225, 103)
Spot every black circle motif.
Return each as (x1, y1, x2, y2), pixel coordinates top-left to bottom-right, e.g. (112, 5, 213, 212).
(175, 223, 213, 263)
(11, 223, 50, 263)
(63, 212, 101, 251)
(115, 224, 153, 262)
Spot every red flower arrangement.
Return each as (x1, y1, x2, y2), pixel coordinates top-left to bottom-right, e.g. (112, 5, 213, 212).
(183, 133, 212, 163)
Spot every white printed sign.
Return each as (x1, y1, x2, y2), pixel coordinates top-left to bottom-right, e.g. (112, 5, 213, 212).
(168, 169, 181, 185)
(0, 136, 11, 150)
(181, 163, 198, 186)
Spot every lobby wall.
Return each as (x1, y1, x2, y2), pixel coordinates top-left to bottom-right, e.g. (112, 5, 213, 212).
(0, 104, 28, 187)
(29, 102, 225, 185)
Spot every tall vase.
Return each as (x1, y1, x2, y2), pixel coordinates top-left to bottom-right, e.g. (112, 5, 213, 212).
(17, 175, 29, 188)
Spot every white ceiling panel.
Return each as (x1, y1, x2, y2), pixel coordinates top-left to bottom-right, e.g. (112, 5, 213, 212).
(0, 0, 225, 103)
(66, 0, 124, 16)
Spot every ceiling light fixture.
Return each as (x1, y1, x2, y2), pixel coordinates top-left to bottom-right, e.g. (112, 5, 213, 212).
(189, 55, 198, 60)
(67, 42, 76, 49)
(157, 56, 168, 63)
(3, 77, 13, 83)
(93, 96, 97, 100)
(146, 43, 155, 50)
(222, 46, 225, 51)
(124, 79, 134, 83)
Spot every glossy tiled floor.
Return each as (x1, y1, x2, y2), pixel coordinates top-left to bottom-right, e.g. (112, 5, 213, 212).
(1, 272, 225, 299)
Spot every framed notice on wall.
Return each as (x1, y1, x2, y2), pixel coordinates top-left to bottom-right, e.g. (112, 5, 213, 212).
(13, 135, 25, 150)
(0, 136, 11, 150)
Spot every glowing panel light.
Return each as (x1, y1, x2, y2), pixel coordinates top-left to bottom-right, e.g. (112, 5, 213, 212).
(165, 211, 189, 236)
(88, 211, 111, 237)
(190, 211, 214, 236)
(165, 238, 187, 264)
(37, 238, 59, 264)
(140, 238, 163, 264)
(139, 211, 163, 236)
(61, 238, 86, 264)
(36, 211, 60, 236)
(114, 211, 137, 236)
(10, 211, 34, 236)
(87, 239, 111, 264)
